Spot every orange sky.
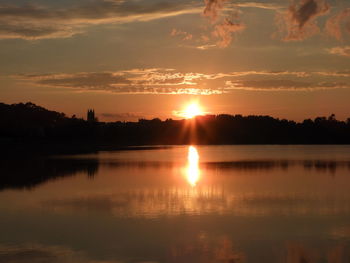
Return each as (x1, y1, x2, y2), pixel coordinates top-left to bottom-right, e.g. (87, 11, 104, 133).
(0, 0, 350, 121)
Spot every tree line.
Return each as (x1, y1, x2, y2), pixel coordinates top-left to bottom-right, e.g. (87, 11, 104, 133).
(1, 102, 350, 153)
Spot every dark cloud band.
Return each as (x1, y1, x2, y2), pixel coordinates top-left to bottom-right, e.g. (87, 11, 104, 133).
(13, 68, 350, 94)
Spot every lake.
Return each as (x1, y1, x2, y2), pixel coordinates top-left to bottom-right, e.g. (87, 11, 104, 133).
(1, 145, 350, 263)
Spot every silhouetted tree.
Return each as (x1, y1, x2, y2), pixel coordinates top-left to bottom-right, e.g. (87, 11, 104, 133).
(1, 101, 350, 154)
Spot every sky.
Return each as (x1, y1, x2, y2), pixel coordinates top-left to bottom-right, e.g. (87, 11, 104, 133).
(0, 0, 350, 121)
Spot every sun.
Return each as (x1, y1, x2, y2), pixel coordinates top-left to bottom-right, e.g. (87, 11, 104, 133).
(183, 102, 203, 119)
(172, 101, 205, 119)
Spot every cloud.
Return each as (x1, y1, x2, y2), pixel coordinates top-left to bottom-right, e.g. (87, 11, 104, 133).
(290, 0, 328, 28)
(194, 44, 217, 50)
(232, 1, 283, 10)
(13, 68, 350, 94)
(276, 0, 330, 41)
(327, 46, 350, 57)
(33, 72, 132, 88)
(171, 0, 245, 48)
(1, 0, 347, 43)
(206, 70, 310, 78)
(0, 23, 79, 40)
(0, 1, 202, 40)
(325, 8, 350, 40)
(16, 69, 224, 95)
(203, 0, 228, 22)
(196, 44, 218, 50)
(226, 79, 350, 91)
(316, 70, 350, 76)
(170, 28, 193, 40)
(212, 18, 245, 47)
(201, 0, 245, 48)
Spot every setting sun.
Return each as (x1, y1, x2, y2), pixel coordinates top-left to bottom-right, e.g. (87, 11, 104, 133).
(182, 102, 203, 119)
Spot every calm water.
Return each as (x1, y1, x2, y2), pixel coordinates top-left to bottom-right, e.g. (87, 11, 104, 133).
(1, 145, 350, 263)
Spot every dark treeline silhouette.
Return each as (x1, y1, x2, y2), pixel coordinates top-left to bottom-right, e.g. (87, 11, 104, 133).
(1, 102, 350, 154)
(0, 157, 98, 190)
(2, 157, 350, 191)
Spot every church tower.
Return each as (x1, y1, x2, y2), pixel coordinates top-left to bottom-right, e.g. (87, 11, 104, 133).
(87, 109, 96, 122)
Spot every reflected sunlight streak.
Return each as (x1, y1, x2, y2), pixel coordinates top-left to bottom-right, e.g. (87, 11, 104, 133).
(186, 146, 200, 186)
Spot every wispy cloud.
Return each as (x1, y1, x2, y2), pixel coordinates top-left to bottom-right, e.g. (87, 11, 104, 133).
(203, 0, 228, 21)
(2, 0, 348, 44)
(275, 0, 330, 41)
(232, 1, 283, 10)
(13, 68, 350, 94)
(0, 1, 202, 40)
(170, 28, 193, 41)
(226, 79, 350, 91)
(16, 69, 223, 95)
(327, 46, 350, 57)
(212, 18, 245, 47)
(202, 0, 245, 48)
(316, 70, 350, 76)
(195, 43, 217, 50)
(325, 8, 350, 40)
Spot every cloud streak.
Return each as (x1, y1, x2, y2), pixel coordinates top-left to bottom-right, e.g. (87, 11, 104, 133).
(212, 18, 245, 47)
(0, 1, 202, 39)
(232, 1, 283, 10)
(2, 0, 347, 44)
(16, 69, 223, 95)
(170, 28, 193, 40)
(201, 0, 245, 47)
(226, 79, 350, 91)
(13, 68, 350, 94)
(276, 0, 330, 41)
(203, 0, 228, 21)
(327, 46, 350, 57)
(325, 8, 350, 40)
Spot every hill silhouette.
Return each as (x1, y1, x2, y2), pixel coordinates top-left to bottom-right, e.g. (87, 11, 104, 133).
(1, 102, 350, 154)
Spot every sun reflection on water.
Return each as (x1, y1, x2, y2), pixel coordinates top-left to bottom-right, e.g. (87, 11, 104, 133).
(186, 146, 200, 186)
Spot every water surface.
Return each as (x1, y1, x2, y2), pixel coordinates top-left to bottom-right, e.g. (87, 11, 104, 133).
(1, 145, 350, 263)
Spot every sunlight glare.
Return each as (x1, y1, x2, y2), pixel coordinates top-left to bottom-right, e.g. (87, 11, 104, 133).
(183, 102, 203, 119)
(186, 146, 200, 187)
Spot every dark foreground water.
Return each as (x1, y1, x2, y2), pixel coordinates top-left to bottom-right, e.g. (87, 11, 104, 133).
(1, 145, 350, 263)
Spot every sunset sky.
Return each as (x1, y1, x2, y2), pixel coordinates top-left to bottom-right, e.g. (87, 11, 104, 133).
(1, 0, 350, 121)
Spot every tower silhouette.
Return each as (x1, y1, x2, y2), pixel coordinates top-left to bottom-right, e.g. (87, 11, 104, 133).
(87, 109, 96, 122)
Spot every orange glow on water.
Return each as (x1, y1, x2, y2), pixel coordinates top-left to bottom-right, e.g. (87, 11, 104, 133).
(186, 146, 200, 186)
